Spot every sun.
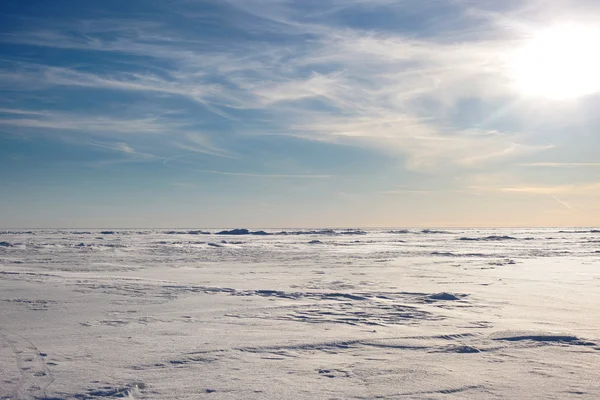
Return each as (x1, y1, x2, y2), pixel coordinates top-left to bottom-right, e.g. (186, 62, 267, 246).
(510, 23, 600, 100)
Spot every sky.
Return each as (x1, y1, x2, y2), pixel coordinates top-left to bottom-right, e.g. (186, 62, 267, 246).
(1, 0, 600, 228)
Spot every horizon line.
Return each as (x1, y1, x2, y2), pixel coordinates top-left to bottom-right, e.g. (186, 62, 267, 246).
(2, 226, 599, 230)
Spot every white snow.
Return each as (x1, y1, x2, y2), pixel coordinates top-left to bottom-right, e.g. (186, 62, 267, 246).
(1, 228, 599, 399)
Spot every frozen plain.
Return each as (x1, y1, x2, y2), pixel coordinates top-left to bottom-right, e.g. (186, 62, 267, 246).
(1, 228, 599, 399)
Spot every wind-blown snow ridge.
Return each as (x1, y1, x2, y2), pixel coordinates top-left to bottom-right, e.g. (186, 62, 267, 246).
(459, 235, 519, 241)
(490, 331, 597, 346)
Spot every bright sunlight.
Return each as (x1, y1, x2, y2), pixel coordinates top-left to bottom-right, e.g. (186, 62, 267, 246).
(511, 23, 600, 100)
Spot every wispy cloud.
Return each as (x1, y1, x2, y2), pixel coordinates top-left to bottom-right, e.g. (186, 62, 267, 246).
(478, 182, 600, 195)
(87, 141, 159, 160)
(174, 133, 238, 159)
(0, 109, 172, 134)
(2, 0, 600, 227)
(0, 107, 233, 159)
(171, 182, 196, 189)
(2, 0, 598, 204)
(553, 196, 572, 209)
(191, 169, 332, 179)
(0, 0, 552, 171)
(519, 162, 600, 167)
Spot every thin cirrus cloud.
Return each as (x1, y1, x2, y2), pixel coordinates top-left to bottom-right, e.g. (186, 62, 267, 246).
(0, 0, 556, 172)
(519, 162, 600, 167)
(1, 0, 600, 227)
(498, 183, 600, 195)
(0, 106, 233, 160)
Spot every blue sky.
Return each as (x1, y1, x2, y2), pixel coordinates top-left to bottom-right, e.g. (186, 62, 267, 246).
(1, 0, 600, 228)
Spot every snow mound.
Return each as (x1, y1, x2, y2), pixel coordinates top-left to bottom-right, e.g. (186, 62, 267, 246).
(216, 229, 271, 235)
(440, 345, 481, 353)
(428, 292, 467, 301)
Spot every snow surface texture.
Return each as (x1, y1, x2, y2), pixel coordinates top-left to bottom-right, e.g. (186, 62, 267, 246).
(0, 228, 599, 399)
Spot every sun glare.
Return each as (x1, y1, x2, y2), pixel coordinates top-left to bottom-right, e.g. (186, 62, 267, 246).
(511, 24, 600, 100)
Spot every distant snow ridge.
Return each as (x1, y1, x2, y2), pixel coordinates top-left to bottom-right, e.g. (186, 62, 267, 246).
(558, 229, 600, 233)
(214, 228, 367, 236)
(335, 229, 367, 235)
(387, 229, 411, 234)
(421, 229, 452, 234)
(216, 229, 270, 235)
(459, 235, 518, 241)
(164, 230, 210, 235)
(275, 229, 366, 235)
(285, 229, 336, 235)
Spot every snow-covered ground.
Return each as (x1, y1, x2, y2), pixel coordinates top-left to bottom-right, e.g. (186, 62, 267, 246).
(1, 228, 599, 399)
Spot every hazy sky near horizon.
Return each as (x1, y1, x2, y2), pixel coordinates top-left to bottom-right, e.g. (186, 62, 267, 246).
(1, 0, 600, 228)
